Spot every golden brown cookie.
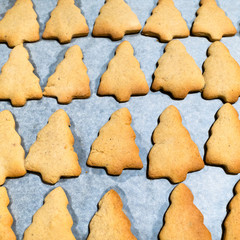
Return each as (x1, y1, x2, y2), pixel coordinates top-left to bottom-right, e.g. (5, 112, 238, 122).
(152, 40, 204, 99)
(148, 105, 204, 183)
(205, 103, 240, 174)
(42, 0, 89, 43)
(0, 187, 16, 240)
(87, 108, 143, 175)
(159, 183, 212, 240)
(142, 0, 189, 42)
(43, 45, 91, 104)
(25, 109, 81, 184)
(192, 0, 236, 41)
(87, 189, 137, 240)
(0, 0, 39, 48)
(23, 187, 76, 240)
(202, 41, 240, 103)
(98, 41, 149, 102)
(92, 0, 141, 40)
(223, 180, 240, 240)
(0, 110, 26, 185)
(0, 44, 42, 107)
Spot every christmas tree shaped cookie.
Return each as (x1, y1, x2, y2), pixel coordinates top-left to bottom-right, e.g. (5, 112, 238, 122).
(44, 45, 91, 104)
(25, 109, 81, 184)
(0, 187, 16, 240)
(0, 0, 39, 47)
(148, 105, 204, 183)
(152, 40, 204, 99)
(98, 41, 149, 102)
(92, 0, 141, 40)
(192, 0, 236, 41)
(0, 110, 26, 185)
(87, 108, 143, 175)
(202, 41, 240, 103)
(0, 44, 42, 107)
(43, 0, 89, 43)
(142, 0, 189, 42)
(223, 180, 240, 240)
(23, 187, 76, 240)
(205, 104, 240, 174)
(87, 189, 137, 240)
(159, 183, 212, 240)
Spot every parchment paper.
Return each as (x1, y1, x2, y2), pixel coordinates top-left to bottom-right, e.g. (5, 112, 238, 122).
(0, 0, 240, 239)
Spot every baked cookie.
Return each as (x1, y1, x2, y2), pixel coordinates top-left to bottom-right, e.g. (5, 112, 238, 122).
(152, 40, 204, 99)
(223, 180, 240, 240)
(148, 105, 204, 183)
(25, 109, 81, 184)
(205, 103, 240, 174)
(87, 189, 137, 240)
(142, 0, 189, 42)
(92, 0, 141, 40)
(23, 187, 76, 240)
(159, 183, 212, 240)
(0, 0, 39, 47)
(42, 0, 89, 43)
(98, 41, 149, 102)
(192, 0, 236, 41)
(0, 187, 16, 240)
(87, 108, 143, 175)
(0, 44, 42, 107)
(44, 45, 91, 104)
(202, 41, 240, 103)
(0, 110, 26, 185)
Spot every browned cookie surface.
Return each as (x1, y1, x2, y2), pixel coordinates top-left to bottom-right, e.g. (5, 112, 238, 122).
(87, 108, 143, 175)
(23, 187, 76, 240)
(0, 0, 39, 47)
(25, 109, 81, 184)
(152, 40, 204, 99)
(92, 0, 141, 40)
(43, 0, 89, 43)
(98, 41, 149, 102)
(0, 110, 26, 185)
(206, 103, 240, 173)
(148, 105, 204, 183)
(0, 44, 42, 106)
(159, 183, 212, 240)
(142, 0, 189, 42)
(87, 189, 137, 240)
(44, 45, 91, 103)
(0, 187, 16, 240)
(192, 0, 236, 41)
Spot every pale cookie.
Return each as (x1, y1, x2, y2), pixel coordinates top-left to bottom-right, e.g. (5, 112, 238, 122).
(0, 44, 42, 107)
(192, 0, 236, 41)
(25, 109, 81, 184)
(23, 187, 76, 240)
(42, 0, 89, 43)
(202, 41, 240, 103)
(0, 0, 39, 48)
(142, 0, 189, 42)
(87, 189, 137, 240)
(152, 40, 204, 99)
(87, 108, 143, 175)
(98, 41, 149, 102)
(223, 180, 240, 240)
(92, 0, 141, 40)
(205, 103, 240, 174)
(0, 187, 16, 240)
(148, 105, 204, 183)
(0, 110, 26, 185)
(44, 45, 91, 104)
(159, 183, 212, 240)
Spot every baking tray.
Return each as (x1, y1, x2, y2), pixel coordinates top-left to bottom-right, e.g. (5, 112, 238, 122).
(0, 0, 240, 239)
